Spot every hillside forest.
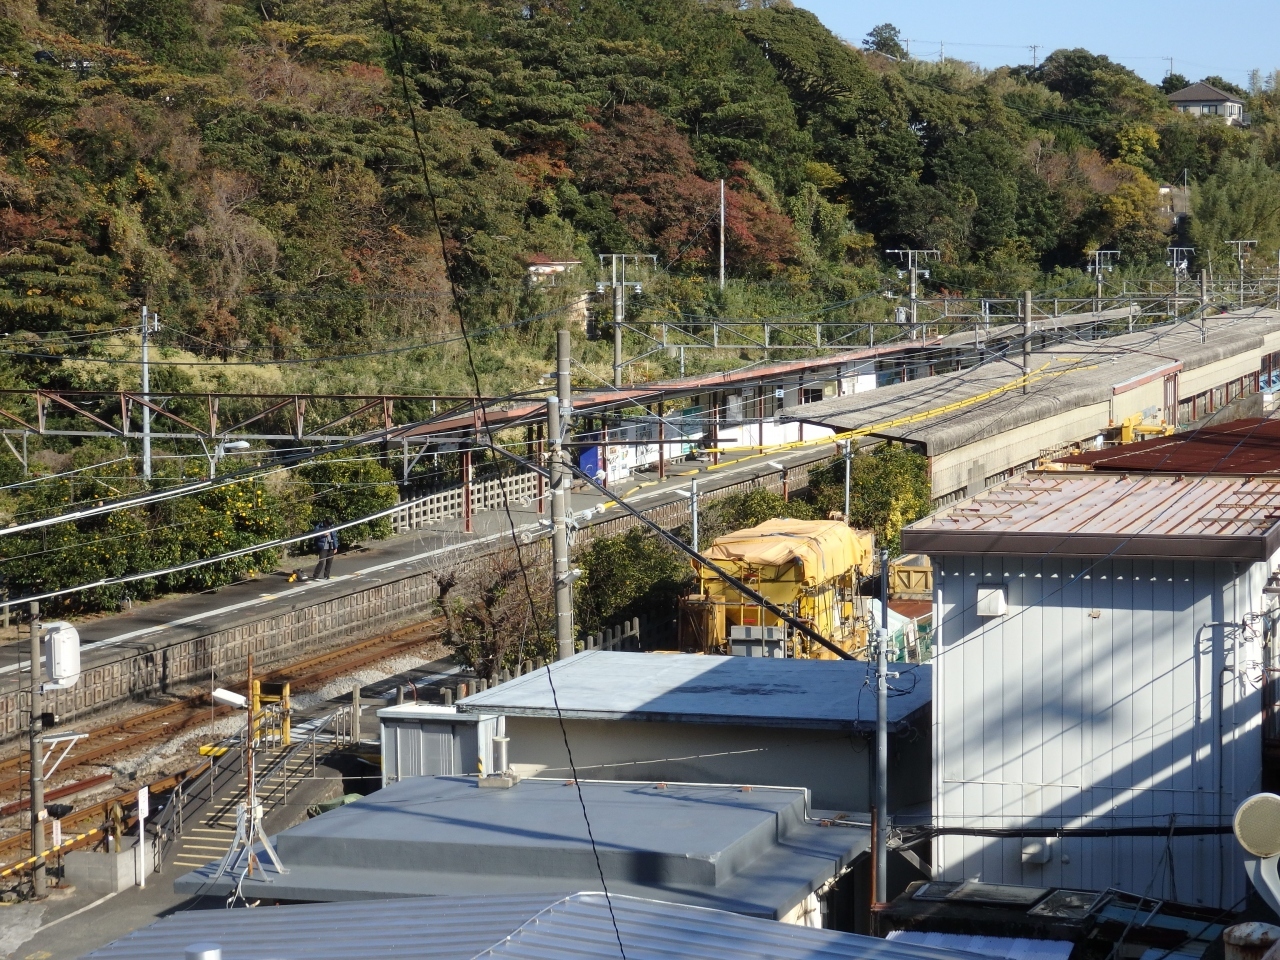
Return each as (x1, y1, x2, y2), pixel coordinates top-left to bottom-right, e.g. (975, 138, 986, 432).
(2, 0, 1280, 615)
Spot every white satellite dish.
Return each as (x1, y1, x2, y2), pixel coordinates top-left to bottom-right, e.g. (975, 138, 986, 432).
(1235, 793, 1280, 915)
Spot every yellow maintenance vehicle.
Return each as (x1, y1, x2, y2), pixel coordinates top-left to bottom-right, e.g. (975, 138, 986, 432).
(677, 518, 876, 659)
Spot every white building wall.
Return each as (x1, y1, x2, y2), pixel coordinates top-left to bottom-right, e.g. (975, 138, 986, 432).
(932, 554, 1266, 908)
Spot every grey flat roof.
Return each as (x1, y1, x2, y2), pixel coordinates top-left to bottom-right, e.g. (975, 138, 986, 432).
(83, 892, 982, 960)
(174, 776, 869, 919)
(787, 312, 1280, 456)
(456, 651, 930, 732)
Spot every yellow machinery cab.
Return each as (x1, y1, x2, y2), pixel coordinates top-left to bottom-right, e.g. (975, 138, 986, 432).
(678, 518, 875, 658)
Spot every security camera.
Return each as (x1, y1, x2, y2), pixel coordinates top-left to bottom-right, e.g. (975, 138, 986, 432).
(212, 688, 248, 710)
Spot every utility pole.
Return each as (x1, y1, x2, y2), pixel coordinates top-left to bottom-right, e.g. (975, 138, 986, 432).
(1167, 246, 1194, 316)
(719, 178, 726, 293)
(1086, 250, 1119, 313)
(1225, 240, 1257, 309)
(140, 306, 158, 481)
(28, 601, 45, 897)
(1029, 44, 1040, 69)
(874, 549, 890, 917)
(1022, 290, 1033, 394)
(1200, 269, 1209, 343)
(549, 330, 574, 661)
(842, 439, 852, 521)
(885, 250, 939, 340)
(599, 254, 654, 389)
(677, 478, 700, 549)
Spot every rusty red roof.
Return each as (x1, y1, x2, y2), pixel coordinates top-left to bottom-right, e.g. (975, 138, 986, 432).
(1055, 418, 1280, 475)
(902, 472, 1280, 560)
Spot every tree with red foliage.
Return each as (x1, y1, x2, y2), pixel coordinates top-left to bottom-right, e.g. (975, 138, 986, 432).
(572, 105, 797, 275)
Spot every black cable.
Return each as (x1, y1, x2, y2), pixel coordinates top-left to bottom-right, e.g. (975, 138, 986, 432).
(376, 4, 627, 956)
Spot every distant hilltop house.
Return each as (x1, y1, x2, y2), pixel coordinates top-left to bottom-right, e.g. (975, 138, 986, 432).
(1166, 81, 1248, 125)
(523, 253, 581, 285)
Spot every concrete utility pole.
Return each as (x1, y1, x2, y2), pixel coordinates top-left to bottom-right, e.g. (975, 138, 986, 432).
(885, 250, 939, 339)
(549, 330, 574, 661)
(1200, 269, 1210, 343)
(599, 254, 655, 389)
(842, 439, 852, 520)
(140, 306, 158, 481)
(1022, 290, 1033, 395)
(1087, 250, 1119, 313)
(28, 601, 45, 897)
(874, 550, 890, 913)
(1225, 240, 1257, 309)
(719, 178, 726, 293)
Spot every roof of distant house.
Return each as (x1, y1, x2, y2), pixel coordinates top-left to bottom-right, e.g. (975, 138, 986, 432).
(901, 472, 1280, 560)
(1166, 81, 1243, 104)
(82, 892, 982, 960)
(1054, 418, 1280, 474)
(457, 651, 931, 731)
(173, 775, 869, 918)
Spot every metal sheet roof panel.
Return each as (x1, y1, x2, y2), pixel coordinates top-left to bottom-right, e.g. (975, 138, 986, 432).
(83, 893, 984, 960)
(456, 651, 931, 730)
(902, 473, 1280, 559)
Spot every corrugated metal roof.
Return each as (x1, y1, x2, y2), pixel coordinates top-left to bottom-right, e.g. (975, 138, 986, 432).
(901, 473, 1280, 559)
(788, 311, 1280, 456)
(887, 931, 1074, 960)
(82, 893, 984, 960)
(457, 651, 931, 730)
(1055, 417, 1280, 473)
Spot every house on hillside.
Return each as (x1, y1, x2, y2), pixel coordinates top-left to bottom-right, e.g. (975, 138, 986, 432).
(1166, 81, 1248, 125)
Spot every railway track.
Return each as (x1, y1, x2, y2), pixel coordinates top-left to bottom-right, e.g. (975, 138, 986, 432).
(0, 616, 447, 865)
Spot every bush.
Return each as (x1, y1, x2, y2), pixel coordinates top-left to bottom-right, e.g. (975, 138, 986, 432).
(809, 443, 931, 555)
(575, 527, 693, 636)
(295, 451, 398, 547)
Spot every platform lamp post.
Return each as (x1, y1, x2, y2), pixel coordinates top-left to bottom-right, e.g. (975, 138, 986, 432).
(28, 614, 81, 898)
(767, 461, 788, 501)
(841, 439, 852, 521)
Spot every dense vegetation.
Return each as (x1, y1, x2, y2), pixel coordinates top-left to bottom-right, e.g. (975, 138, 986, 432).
(1, 0, 1278, 612)
(1, 0, 1279, 396)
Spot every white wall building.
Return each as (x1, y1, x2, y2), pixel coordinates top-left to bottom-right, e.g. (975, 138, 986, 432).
(902, 473, 1276, 909)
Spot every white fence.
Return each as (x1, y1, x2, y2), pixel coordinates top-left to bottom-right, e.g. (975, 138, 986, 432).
(391, 471, 541, 532)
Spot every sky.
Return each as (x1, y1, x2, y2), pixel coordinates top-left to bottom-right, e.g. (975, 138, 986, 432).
(794, 1, 1278, 88)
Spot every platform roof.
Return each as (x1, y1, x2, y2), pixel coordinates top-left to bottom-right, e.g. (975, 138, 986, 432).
(84, 892, 982, 960)
(1054, 417, 1280, 474)
(901, 472, 1280, 560)
(173, 776, 869, 918)
(456, 651, 930, 732)
(787, 312, 1280, 456)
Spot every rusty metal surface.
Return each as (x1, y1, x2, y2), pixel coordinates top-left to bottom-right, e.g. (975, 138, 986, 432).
(902, 473, 1280, 559)
(1058, 418, 1280, 474)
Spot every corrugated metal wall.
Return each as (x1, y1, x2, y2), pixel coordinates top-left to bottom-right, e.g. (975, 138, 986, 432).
(933, 555, 1266, 908)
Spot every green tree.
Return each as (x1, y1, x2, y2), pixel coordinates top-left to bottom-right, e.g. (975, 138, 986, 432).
(863, 23, 906, 61)
(1189, 154, 1280, 269)
(809, 444, 931, 555)
(575, 527, 693, 635)
(296, 452, 399, 545)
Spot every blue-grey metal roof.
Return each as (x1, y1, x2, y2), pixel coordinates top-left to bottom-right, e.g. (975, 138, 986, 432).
(173, 776, 869, 919)
(456, 651, 931, 731)
(83, 892, 984, 960)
